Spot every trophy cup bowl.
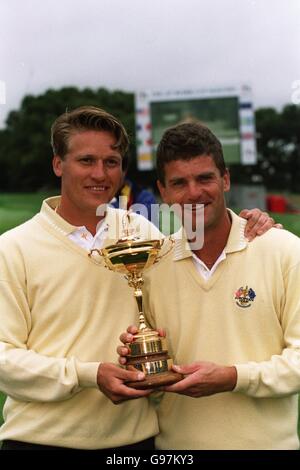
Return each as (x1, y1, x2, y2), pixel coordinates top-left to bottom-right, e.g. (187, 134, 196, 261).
(93, 237, 182, 390)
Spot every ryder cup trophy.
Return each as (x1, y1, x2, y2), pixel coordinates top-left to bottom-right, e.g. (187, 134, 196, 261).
(89, 212, 182, 390)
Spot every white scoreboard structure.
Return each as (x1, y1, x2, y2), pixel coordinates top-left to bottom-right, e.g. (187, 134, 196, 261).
(135, 85, 257, 170)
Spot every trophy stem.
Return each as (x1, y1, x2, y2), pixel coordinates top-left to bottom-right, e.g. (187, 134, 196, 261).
(134, 287, 148, 331)
(127, 272, 149, 331)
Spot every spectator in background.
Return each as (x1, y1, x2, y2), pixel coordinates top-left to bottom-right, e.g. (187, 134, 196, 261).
(110, 175, 157, 220)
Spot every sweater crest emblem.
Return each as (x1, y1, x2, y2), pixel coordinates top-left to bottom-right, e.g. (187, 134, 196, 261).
(235, 285, 256, 308)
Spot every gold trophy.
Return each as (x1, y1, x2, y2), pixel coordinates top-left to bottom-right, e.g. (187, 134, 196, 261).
(89, 212, 182, 390)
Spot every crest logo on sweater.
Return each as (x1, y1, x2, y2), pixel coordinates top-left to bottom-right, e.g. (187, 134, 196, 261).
(235, 286, 256, 308)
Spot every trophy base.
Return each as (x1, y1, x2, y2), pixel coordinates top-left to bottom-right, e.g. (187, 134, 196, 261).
(125, 329, 183, 389)
(126, 370, 183, 390)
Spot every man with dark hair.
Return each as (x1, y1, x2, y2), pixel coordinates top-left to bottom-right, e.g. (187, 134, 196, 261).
(118, 122, 300, 450)
(156, 121, 226, 183)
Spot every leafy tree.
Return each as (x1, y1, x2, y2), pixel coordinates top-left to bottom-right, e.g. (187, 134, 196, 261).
(255, 105, 300, 192)
(0, 87, 135, 191)
(0, 89, 299, 193)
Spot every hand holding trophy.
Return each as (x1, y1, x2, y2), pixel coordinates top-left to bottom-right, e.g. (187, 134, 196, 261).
(89, 212, 182, 390)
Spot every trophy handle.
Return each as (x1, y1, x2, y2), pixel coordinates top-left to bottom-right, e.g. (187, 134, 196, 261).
(154, 236, 175, 263)
(88, 249, 106, 266)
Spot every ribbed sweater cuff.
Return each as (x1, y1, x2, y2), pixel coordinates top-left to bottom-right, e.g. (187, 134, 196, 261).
(76, 361, 99, 388)
(232, 364, 250, 392)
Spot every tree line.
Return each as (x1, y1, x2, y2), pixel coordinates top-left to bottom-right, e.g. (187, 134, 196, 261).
(0, 87, 299, 192)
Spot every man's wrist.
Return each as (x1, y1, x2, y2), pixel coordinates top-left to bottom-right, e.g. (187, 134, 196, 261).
(224, 366, 237, 392)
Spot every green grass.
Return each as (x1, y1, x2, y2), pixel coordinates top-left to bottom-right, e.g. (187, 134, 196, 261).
(0, 192, 299, 237)
(268, 212, 300, 237)
(0, 192, 54, 234)
(0, 392, 5, 426)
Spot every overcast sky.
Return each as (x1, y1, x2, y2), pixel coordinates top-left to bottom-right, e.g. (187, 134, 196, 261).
(1, 0, 299, 127)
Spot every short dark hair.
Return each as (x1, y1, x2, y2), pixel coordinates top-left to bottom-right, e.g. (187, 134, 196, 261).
(156, 121, 226, 184)
(51, 106, 129, 169)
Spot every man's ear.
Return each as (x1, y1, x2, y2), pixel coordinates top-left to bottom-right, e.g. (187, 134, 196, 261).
(52, 155, 63, 177)
(223, 169, 230, 193)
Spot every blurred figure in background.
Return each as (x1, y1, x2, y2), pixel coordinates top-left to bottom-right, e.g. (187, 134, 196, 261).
(110, 175, 157, 220)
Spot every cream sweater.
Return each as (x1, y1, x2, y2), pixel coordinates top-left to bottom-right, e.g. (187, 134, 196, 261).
(144, 210, 300, 449)
(0, 197, 160, 449)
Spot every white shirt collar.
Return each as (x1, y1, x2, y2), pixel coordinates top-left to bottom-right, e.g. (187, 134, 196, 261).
(173, 209, 248, 262)
(68, 221, 109, 251)
(191, 250, 226, 280)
